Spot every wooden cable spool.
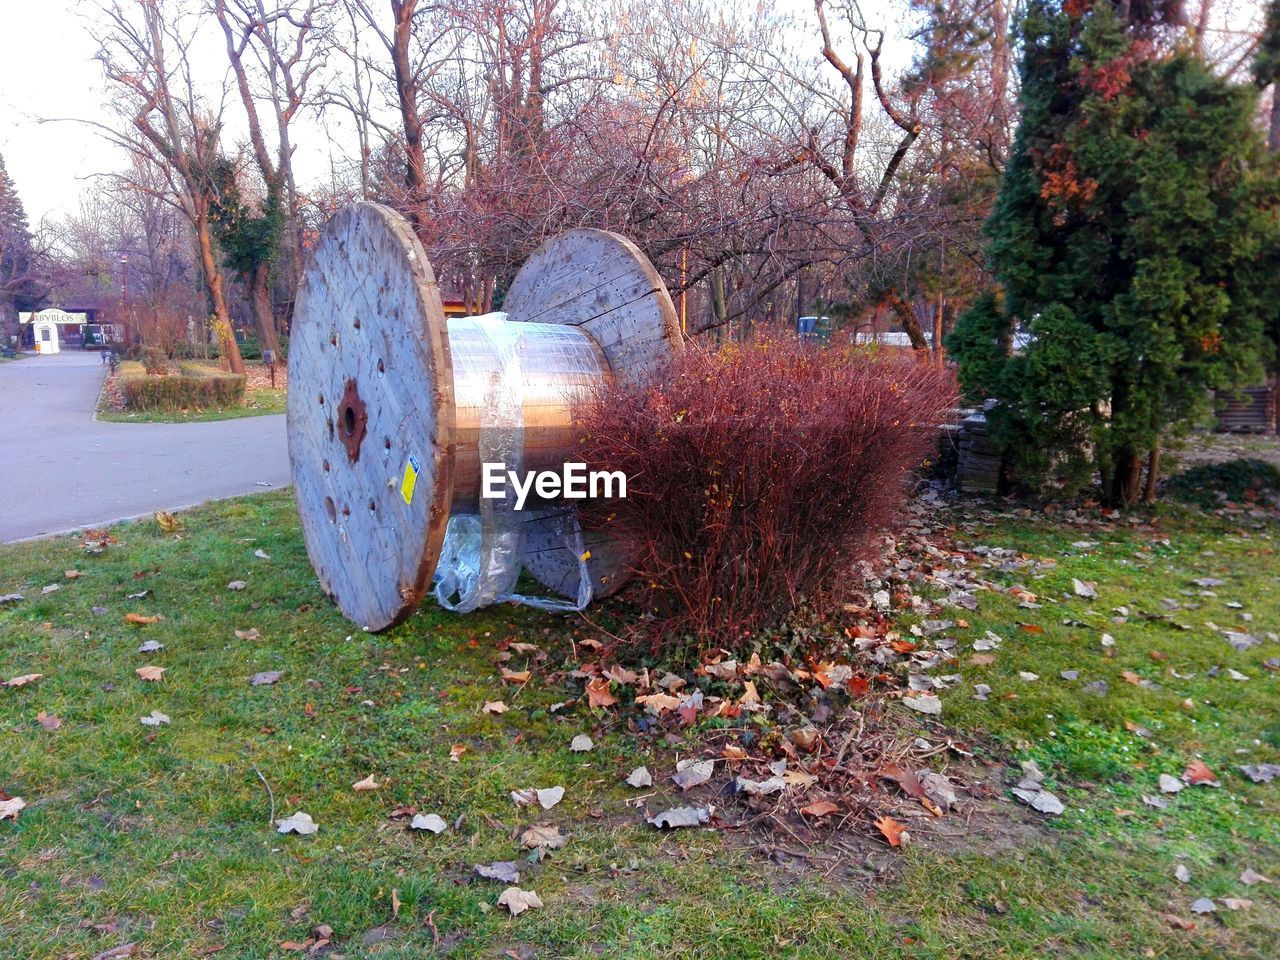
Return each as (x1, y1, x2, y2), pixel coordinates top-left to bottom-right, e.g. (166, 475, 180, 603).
(287, 202, 682, 630)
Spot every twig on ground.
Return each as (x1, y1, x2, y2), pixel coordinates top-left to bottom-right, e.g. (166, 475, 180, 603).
(252, 763, 276, 825)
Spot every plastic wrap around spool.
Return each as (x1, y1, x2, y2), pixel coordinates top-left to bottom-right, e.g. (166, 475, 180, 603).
(288, 203, 681, 630)
(504, 229, 682, 602)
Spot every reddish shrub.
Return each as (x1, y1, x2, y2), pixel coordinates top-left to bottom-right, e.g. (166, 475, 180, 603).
(577, 336, 956, 651)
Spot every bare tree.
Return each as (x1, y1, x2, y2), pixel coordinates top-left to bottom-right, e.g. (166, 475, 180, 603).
(91, 0, 245, 372)
(214, 0, 334, 322)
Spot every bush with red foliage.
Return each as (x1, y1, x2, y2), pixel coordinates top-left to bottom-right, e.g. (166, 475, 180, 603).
(577, 336, 956, 650)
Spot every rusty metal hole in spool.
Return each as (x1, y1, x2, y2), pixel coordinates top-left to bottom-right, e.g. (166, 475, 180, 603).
(324, 496, 336, 523)
(354, 317, 362, 330)
(368, 499, 376, 512)
(377, 358, 384, 375)
(337, 378, 368, 462)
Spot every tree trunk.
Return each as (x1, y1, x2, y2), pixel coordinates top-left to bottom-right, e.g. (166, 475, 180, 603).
(1269, 89, 1280, 153)
(1143, 441, 1161, 502)
(247, 262, 280, 356)
(195, 204, 245, 375)
(1105, 448, 1144, 507)
(886, 290, 929, 351)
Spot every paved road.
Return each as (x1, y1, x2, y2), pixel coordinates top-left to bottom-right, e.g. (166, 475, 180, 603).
(0, 352, 290, 543)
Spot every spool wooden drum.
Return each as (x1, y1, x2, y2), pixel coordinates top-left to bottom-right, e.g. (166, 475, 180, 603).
(287, 202, 682, 630)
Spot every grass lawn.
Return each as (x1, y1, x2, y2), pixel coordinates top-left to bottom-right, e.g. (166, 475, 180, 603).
(1, 492, 1277, 959)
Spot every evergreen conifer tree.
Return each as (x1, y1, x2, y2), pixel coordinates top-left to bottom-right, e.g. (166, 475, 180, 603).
(948, 1, 1280, 505)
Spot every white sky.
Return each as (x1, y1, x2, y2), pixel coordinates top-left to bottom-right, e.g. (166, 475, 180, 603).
(0, 0, 345, 228)
(0, 0, 111, 226)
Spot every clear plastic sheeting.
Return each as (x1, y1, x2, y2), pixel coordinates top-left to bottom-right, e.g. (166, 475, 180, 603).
(432, 314, 594, 614)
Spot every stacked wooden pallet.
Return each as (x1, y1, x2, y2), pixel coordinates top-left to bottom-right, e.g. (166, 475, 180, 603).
(1215, 382, 1275, 434)
(955, 411, 1002, 494)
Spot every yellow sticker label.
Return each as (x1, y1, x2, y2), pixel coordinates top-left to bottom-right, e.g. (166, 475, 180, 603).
(401, 453, 421, 505)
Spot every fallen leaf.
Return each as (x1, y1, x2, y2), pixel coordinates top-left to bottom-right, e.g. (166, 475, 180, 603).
(475, 861, 520, 884)
(800, 800, 840, 818)
(0, 796, 27, 820)
(155, 510, 182, 532)
(90, 945, 137, 960)
(1190, 897, 1216, 914)
(603, 665, 638, 685)
(585, 677, 617, 709)
(234, 628, 262, 641)
(1011, 787, 1065, 815)
(1161, 913, 1196, 930)
(1175, 864, 1191, 883)
(520, 823, 568, 849)
(1159, 774, 1185, 794)
(1183, 759, 1219, 786)
(1238, 763, 1280, 783)
(497, 886, 543, 916)
(391, 887, 401, 919)
(36, 711, 62, 731)
(250, 671, 283, 686)
(482, 700, 508, 715)
(254, 549, 271, 560)
(140, 711, 170, 726)
(1220, 897, 1253, 911)
(625, 766, 653, 788)
(410, 813, 447, 833)
(511, 787, 564, 810)
(41, 583, 60, 595)
(449, 744, 467, 762)
(275, 812, 318, 835)
(569, 734, 594, 753)
(1072, 578, 1097, 598)
(1240, 868, 1271, 885)
(647, 806, 709, 829)
(227, 580, 247, 591)
(635, 692, 681, 715)
(1124, 719, 1151, 737)
(137, 640, 165, 653)
(135, 665, 167, 682)
(735, 776, 785, 796)
(880, 764, 926, 799)
(874, 815, 909, 847)
(672, 759, 714, 791)
(902, 694, 942, 716)
(352, 775, 380, 792)
(920, 772, 959, 812)
(124, 613, 159, 625)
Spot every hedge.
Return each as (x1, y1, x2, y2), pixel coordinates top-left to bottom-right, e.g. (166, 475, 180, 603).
(119, 361, 247, 411)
